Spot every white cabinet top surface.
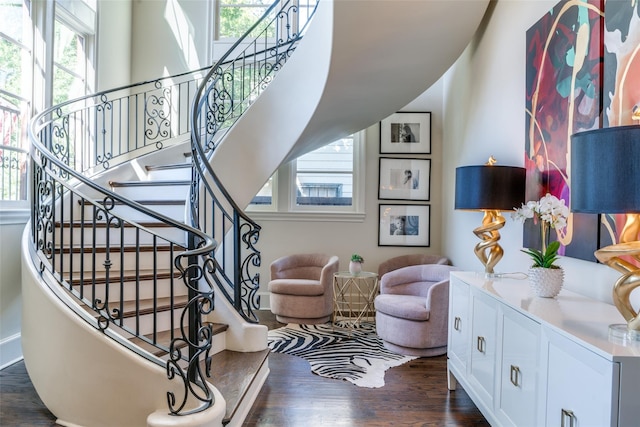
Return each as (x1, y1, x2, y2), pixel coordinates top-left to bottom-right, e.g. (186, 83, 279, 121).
(451, 271, 640, 360)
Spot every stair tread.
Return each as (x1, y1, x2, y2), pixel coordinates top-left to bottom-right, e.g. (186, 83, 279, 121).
(55, 220, 173, 228)
(57, 244, 186, 254)
(206, 349, 270, 424)
(109, 180, 191, 187)
(119, 295, 188, 317)
(65, 269, 182, 285)
(79, 199, 186, 206)
(145, 163, 192, 171)
(128, 323, 228, 357)
(80, 294, 187, 314)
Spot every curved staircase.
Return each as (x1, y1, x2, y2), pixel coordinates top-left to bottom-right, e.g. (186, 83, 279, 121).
(21, 1, 489, 425)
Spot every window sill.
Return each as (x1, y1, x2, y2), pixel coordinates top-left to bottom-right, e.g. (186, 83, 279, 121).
(0, 207, 30, 225)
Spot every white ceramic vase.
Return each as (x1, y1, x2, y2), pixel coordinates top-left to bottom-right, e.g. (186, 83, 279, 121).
(528, 266, 564, 298)
(349, 261, 362, 276)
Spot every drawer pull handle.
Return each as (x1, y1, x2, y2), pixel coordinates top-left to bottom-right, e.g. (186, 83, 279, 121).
(454, 316, 461, 331)
(561, 409, 575, 427)
(476, 336, 486, 353)
(510, 365, 520, 387)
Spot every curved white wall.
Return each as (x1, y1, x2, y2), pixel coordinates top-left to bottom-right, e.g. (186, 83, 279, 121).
(211, 0, 490, 211)
(21, 231, 226, 426)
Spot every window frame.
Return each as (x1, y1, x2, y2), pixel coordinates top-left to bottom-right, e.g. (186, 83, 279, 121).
(53, 1, 96, 104)
(247, 130, 366, 222)
(215, 0, 316, 41)
(0, 0, 96, 210)
(0, 0, 32, 208)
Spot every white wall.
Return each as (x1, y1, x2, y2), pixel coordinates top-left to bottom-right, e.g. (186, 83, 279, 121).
(130, 0, 212, 82)
(442, 0, 620, 303)
(96, 0, 132, 91)
(0, 211, 29, 368)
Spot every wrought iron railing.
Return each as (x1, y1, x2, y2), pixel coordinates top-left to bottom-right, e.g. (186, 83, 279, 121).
(1, 144, 28, 201)
(191, 0, 318, 322)
(27, 68, 219, 415)
(26, 0, 318, 416)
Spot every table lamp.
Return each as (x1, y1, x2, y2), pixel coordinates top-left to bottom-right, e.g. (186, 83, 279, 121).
(571, 124, 640, 340)
(455, 157, 526, 276)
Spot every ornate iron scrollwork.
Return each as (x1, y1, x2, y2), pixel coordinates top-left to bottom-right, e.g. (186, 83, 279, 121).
(145, 83, 172, 142)
(167, 252, 216, 415)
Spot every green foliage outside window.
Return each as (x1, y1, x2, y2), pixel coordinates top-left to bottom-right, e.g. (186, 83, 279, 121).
(0, 1, 26, 109)
(53, 20, 83, 106)
(220, 0, 272, 38)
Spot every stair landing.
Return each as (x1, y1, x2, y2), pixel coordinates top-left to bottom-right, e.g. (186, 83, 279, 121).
(207, 349, 270, 425)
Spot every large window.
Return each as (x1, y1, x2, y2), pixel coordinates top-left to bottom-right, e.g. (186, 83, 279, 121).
(216, 0, 317, 39)
(249, 131, 365, 216)
(53, 19, 87, 105)
(53, 1, 95, 105)
(0, 0, 95, 205)
(0, 0, 31, 204)
(295, 135, 354, 207)
(218, 0, 271, 39)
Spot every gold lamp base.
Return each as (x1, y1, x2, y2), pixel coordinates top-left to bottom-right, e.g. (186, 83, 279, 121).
(473, 209, 505, 276)
(595, 239, 640, 342)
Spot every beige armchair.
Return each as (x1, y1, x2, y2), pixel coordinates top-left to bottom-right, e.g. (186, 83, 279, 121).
(375, 264, 458, 357)
(268, 253, 339, 324)
(377, 254, 451, 279)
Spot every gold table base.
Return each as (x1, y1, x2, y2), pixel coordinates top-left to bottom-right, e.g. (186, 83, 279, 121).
(332, 271, 379, 331)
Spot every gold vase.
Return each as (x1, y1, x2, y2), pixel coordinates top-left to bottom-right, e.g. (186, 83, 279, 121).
(528, 267, 564, 298)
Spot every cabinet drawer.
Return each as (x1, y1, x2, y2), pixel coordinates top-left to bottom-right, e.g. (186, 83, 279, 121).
(469, 289, 498, 409)
(497, 305, 540, 427)
(448, 277, 470, 373)
(543, 328, 618, 427)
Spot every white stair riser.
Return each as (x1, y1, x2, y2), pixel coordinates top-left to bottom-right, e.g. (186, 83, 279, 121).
(76, 203, 187, 223)
(52, 226, 187, 248)
(110, 184, 190, 201)
(146, 167, 192, 181)
(57, 250, 181, 274)
(121, 306, 184, 337)
(73, 278, 188, 303)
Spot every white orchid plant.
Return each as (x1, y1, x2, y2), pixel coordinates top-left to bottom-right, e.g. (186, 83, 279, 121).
(512, 193, 569, 269)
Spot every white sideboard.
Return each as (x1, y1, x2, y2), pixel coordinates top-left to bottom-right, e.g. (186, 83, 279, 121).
(447, 271, 640, 427)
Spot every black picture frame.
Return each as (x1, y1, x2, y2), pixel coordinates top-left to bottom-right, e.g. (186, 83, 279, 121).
(380, 112, 431, 154)
(378, 204, 430, 247)
(378, 157, 431, 201)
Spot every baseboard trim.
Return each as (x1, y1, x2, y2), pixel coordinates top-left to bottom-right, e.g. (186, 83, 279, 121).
(258, 292, 270, 310)
(0, 333, 23, 370)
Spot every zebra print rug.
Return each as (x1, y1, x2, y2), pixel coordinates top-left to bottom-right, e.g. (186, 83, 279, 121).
(267, 321, 416, 388)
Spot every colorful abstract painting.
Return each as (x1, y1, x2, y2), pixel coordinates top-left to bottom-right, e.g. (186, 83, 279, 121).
(601, 0, 640, 248)
(525, 0, 604, 262)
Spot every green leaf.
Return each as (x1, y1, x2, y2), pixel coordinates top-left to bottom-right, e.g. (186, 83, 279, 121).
(522, 240, 561, 268)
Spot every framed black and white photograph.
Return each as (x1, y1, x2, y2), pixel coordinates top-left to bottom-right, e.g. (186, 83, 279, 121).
(378, 157, 431, 201)
(380, 112, 431, 154)
(378, 204, 430, 247)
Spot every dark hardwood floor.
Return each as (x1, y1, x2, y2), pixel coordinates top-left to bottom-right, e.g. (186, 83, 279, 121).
(1, 312, 488, 426)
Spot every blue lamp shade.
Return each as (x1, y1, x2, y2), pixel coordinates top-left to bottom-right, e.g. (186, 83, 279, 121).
(571, 125, 640, 214)
(455, 165, 526, 211)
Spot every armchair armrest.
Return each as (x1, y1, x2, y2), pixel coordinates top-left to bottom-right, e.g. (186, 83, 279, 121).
(380, 264, 458, 296)
(425, 279, 449, 313)
(319, 256, 340, 289)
